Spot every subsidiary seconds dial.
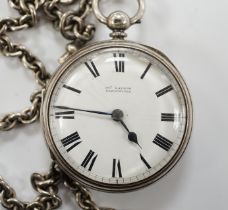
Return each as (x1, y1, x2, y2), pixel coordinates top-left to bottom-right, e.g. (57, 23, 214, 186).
(43, 42, 192, 191)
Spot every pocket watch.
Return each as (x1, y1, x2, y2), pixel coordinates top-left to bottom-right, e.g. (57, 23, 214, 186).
(41, 0, 193, 193)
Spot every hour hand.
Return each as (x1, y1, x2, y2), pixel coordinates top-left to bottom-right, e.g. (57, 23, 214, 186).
(112, 109, 142, 148)
(128, 131, 142, 149)
(54, 106, 112, 116)
(121, 120, 142, 149)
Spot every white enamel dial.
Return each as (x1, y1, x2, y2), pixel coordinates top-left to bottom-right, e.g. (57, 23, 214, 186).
(46, 46, 189, 187)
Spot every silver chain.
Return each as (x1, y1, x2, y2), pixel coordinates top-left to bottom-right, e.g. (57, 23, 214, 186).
(0, 163, 62, 210)
(0, 1, 114, 210)
(0, 162, 114, 210)
(0, 0, 95, 131)
(0, 0, 49, 131)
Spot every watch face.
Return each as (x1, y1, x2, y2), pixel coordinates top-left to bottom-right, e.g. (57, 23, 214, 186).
(43, 41, 192, 192)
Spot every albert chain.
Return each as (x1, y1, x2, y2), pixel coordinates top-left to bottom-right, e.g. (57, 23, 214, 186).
(0, 0, 95, 131)
(0, 1, 114, 210)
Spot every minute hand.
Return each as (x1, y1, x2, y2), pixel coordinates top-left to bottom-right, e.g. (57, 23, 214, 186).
(53, 106, 112, 116)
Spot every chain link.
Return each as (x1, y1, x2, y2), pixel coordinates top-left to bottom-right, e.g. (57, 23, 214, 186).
(43, 0, 95, 63)
(63, 176, 116, 210)
(0, 34, 50, 86)
(0, 162, 62, 210)
(0, 90, 43, 131)
(43, 0, 95, 42)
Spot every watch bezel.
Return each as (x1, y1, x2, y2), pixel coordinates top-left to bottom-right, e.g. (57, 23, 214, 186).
(41, 40, 193, 192)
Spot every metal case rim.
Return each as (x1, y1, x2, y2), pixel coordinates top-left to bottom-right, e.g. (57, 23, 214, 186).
(41, 40, 193, 193)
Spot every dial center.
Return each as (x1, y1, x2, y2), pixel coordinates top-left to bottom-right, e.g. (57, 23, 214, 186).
(112, 109, 124, 121)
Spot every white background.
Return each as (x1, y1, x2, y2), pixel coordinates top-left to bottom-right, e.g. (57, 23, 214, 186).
(0, 0, 228, 210)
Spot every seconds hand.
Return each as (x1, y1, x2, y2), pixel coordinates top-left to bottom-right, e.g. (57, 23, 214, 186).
(53, 106, 112, 116)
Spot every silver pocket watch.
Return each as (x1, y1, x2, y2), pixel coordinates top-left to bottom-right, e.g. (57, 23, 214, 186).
(41, 0, 193, 193)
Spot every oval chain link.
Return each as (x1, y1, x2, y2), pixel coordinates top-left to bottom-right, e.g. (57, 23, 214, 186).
(0, 1, 114, 210)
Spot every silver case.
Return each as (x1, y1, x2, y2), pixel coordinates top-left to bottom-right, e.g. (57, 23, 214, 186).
(41, 40, 193, 192)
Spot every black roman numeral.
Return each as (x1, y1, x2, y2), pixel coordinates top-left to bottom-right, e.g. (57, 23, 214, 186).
(55, 111, 75, 119)
(141, 63, 152, 79)
(161, 113, 175, 122)
(112, 159, 122, 178)
(63, 84, 81, 94)
(114, 53, 125, 72)
(85, 61, 100, 78)
(153, 134, 173, 151)
(156, 85, 173, 97)
(61, 132, 82, 152)
(140, 154, 151, 169)
(81, 150, 98, 171)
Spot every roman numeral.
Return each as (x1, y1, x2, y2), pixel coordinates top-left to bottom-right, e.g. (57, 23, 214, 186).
(161, 113, 175, 122)
(153, 134, 173, 151)
(55, 111, 75, 119)
(112, 159, 122, 178)
(85, 61, 100, 78)
(81, 150, 98, 171)
(140, 154, 151, 169)
(61, 132, 82, 152)
(156, 85, 173, 97)
(114, 53, 125, 72)
(141, 63, 152, 79)
(63, 84, 81, 94)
